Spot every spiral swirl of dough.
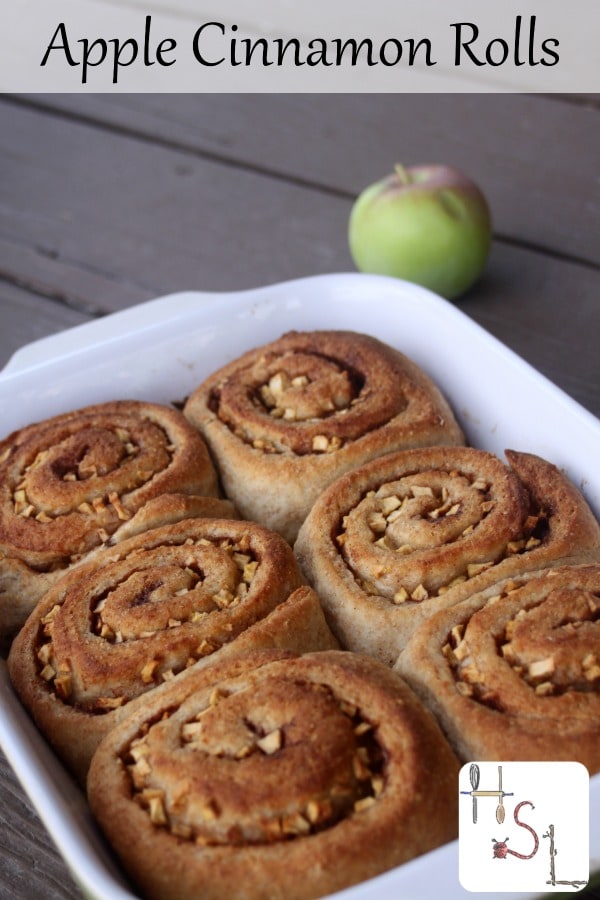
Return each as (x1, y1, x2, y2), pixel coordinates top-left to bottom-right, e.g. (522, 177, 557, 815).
(207, 339, 416, 454)
(87, 650, 459, 900)
(295, 446, 600, 664)
(184, 330, 464, 542)
(0, 400, 219, 639)
(396, 563, 600, 773)
(8, 517, 321, 781)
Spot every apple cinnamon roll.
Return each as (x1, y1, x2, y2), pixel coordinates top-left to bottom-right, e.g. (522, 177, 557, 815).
(87, 649, 459, 900)
(183, 330, 464, 542)
(295, 446, 600, 665)
(0, 400, 220, 642)
(8, 517, 336, 783)
(395, 563, 600, 773)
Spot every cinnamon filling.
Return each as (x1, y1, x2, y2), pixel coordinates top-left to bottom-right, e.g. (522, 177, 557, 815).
(124, 680, 385, 846)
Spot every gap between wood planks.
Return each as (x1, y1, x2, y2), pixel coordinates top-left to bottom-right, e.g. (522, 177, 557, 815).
(2, 92, 598, 277)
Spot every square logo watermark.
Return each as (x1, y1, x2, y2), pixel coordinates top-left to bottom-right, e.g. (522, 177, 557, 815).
(459, 761, 589, 892)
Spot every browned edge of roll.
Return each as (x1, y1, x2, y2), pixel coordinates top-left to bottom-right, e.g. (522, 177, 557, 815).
(8, 518, 337, 784)
(183, 330, 465, 542)
(394, 562, 600, 774)
(0, 400, 221, 642)
(294, 447, 600, 665)
(87, 648, 459, 900)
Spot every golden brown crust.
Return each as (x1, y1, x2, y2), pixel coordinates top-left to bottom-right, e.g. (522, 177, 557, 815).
(395, 563, 600, 774)
(8, 518, 337, 783)
(107, 493, 238, 543)
(87, 649, 459, 900)
(0, 400, 219, 641)
(183, 330, 464, 542)
(294, 446, 600, 664)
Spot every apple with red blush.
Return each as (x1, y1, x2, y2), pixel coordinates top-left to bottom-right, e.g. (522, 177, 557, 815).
(348, 164, 492, 300)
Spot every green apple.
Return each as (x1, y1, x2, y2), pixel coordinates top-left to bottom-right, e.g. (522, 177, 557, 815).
(348, 164, 492, 300)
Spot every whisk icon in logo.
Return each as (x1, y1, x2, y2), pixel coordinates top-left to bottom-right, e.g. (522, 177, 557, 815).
(462, 763, 514, 825)
(458, 761, 589, 893)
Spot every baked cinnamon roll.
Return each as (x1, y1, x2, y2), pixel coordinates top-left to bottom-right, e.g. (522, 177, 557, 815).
(8, 517, 336, 782)
(0, 400, 219, 641)
(395, 563, 600, 773)
(87, 649, 459, 900)
(295, 446, 600, 664)
(183, 330, 464, 542)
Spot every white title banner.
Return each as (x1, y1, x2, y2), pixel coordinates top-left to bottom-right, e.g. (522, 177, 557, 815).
(1, 0, 597, 92)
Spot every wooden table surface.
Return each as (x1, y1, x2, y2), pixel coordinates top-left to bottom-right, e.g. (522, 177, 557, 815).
(0, 92, 598, 899)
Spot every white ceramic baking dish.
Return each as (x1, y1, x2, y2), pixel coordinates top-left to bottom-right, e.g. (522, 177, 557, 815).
(0, 273, 598, 900)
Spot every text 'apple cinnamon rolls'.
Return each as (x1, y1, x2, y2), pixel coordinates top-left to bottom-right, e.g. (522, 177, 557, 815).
(183, 330, 465, 542)
(395, 563, 600, 774)
(8, 517, 337, 783)
(0, 400, 220, 642)
(295, 446, 600, 665)
(87, 649, 459, 900)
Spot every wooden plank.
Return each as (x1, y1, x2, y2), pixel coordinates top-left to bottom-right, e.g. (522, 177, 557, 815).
(0, 98, 598, 417)
(0, 97, 349, 307)
(460, 245, 600, 417)
(13, 93, 600, 265)
(0, 751, 81, 899)
(0, 282, 91, 370)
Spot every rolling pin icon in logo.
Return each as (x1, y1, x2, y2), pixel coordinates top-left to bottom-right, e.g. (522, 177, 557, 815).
(461, 764, 514, 824)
